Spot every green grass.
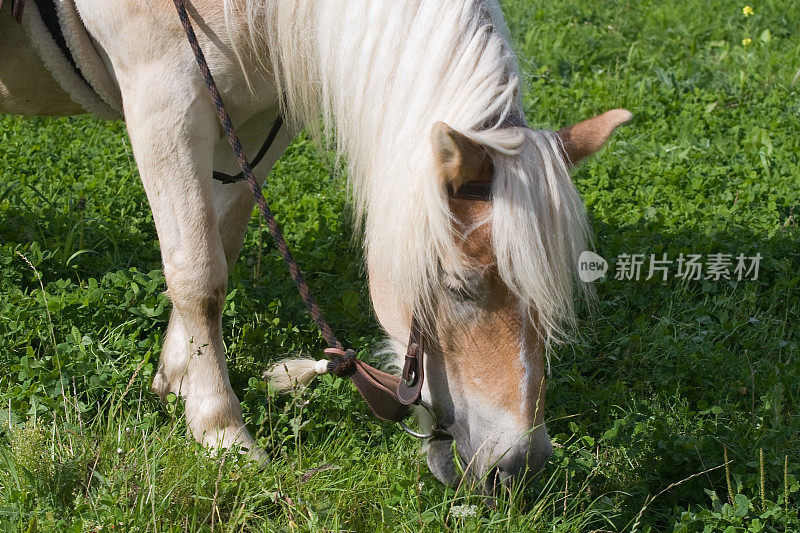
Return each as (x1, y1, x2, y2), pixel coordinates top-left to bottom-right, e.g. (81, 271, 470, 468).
(1, 0, 799, 530)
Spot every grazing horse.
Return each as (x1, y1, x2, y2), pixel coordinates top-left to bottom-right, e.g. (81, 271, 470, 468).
(0, 0, 630, 487)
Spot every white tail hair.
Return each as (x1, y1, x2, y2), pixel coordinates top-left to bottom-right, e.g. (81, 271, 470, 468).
(263, 358, 330, 392)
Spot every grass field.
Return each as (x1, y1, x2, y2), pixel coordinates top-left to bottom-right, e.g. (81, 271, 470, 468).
(2, 1, 799, 530)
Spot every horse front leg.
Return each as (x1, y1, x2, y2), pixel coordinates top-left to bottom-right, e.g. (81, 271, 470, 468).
(122, 77, 262, 460)
(152, 111, 290, 405)
(151, 179, 264, 402)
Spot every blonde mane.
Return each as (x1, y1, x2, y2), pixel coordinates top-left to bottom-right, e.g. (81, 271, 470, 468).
(225, 0, 589, 343)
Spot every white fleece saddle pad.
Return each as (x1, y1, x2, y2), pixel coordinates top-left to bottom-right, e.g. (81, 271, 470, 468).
(21, 0, 121, 118)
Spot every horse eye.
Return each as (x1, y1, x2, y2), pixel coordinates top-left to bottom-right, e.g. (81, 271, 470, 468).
(443, 272, 484, 302)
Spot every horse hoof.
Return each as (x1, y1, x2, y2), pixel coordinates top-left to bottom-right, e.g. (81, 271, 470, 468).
(244, 445, 270, 470)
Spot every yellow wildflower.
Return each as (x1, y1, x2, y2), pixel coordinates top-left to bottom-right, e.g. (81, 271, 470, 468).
(742, 5, 754, 17)
(742, 37, 752, 46)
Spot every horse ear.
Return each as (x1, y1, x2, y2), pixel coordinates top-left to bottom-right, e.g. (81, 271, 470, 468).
(557, 109, 632, 165)
(431, 121, 485, 189)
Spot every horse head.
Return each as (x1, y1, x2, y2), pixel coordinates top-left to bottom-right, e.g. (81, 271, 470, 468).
(376, 109, 632, 490)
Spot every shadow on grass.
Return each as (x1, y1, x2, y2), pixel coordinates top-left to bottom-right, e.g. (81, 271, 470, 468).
(544, 218, 800, 527)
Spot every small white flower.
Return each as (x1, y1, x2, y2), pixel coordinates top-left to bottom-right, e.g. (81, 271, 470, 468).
(116, 447, 124, 455)
(450, 504, 478, 518)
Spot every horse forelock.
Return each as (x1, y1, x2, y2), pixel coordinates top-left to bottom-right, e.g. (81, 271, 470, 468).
(225, 0, 589, 346)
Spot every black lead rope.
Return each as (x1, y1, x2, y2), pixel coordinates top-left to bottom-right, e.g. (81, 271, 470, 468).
(172, 0, 342, 351)
(213, 116, 284, 184)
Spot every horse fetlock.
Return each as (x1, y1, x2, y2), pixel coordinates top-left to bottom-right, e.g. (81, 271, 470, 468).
(185, 388, 245, 435)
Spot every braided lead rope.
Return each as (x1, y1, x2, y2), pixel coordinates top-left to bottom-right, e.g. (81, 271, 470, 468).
(172, 0, 342, 351)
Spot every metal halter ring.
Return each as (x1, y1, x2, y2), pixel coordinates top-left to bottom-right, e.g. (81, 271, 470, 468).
(398, 400, 452, 440)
